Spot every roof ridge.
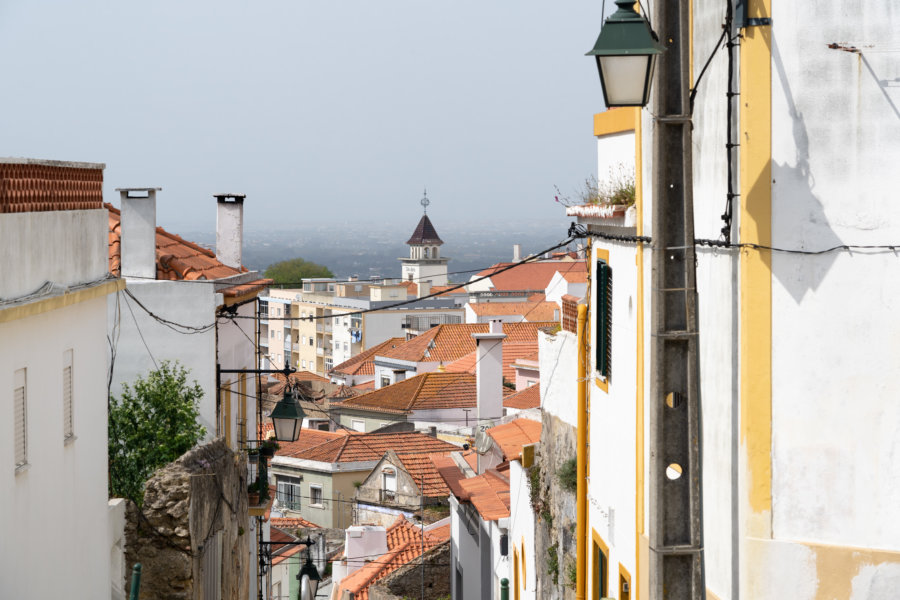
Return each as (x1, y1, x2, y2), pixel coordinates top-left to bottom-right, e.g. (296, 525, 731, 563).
(408, 373, 429, 410)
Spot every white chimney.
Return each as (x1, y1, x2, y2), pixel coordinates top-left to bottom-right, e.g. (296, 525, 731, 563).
(473, 319, 506, 471)
(117, 188, 161, 279)
(513, 244, 521, 262)
(418, 280, 432, 298)
(215, 194, 245, 269)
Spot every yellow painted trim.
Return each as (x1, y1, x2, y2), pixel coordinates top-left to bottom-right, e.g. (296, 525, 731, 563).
(593, 247, 611, 394)
(633, 106, 645, 600)
(739, 0, 773, 534)
(619, 564, 632, 600)
(0, 278, 124, 324)
(593, 107, 639, 137)
(592, 529, 610, 599)
(521, 535, 527, 588)
(576, 304, 588, 600)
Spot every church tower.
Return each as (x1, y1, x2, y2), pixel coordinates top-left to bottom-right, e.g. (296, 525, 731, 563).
(399, 190, 449, 286)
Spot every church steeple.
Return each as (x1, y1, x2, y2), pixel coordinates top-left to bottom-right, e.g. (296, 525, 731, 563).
(399, 189, 450, 285)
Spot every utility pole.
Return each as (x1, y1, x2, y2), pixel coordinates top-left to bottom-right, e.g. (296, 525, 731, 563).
(648, 0, 705, 598)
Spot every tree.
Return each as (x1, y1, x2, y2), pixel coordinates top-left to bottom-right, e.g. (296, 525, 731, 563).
(264, 257, 334, 284)
(108, 361, 206, 504)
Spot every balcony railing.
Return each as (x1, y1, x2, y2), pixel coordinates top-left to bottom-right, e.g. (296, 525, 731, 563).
(316, 347, 324, 356)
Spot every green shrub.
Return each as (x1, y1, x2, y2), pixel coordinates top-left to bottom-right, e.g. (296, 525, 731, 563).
(547, 544, 559, 584)
(558, 457, 578, 493)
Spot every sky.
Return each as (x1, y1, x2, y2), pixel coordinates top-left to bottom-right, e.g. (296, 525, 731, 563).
(0, 1, 608, 232)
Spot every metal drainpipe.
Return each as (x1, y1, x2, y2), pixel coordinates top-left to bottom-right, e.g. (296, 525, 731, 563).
(576, 303, 588, 600)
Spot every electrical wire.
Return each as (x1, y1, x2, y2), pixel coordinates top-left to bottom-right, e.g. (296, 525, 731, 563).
(229, 237, 580, 322)
(121, 291, 159, 370)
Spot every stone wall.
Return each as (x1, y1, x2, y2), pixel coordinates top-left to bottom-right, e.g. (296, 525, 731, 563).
(124, 438, 250, 600)
(368, 541, 451, 600)
(534, 413, 578, 600)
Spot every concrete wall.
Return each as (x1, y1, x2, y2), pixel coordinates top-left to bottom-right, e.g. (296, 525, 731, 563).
(109, 280, 218, 438)
(363, 308, 463, 350)
(0, 209, 109, 299)
(0, 294, 113, 600)
(338, 408, 406, 433)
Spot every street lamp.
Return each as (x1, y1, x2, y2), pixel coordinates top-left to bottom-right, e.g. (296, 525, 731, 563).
(270, 384, 306, 443)
(297, 536, 321, 600)
(586, 0, 665, 107)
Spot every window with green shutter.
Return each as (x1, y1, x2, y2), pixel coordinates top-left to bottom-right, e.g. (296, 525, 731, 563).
(596, 260, 612, 379)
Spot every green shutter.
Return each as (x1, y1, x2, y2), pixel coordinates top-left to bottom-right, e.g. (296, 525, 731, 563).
(597, 260, 612, 378)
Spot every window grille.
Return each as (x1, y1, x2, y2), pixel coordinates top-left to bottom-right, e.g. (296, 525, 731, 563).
(63, 364, 74, 440)
(14, 368, 26, 468)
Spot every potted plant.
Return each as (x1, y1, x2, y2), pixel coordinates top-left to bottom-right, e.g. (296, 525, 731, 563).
(259, 439, 280, 458)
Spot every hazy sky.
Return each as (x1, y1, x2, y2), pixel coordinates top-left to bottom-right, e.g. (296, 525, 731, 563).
(1, 1, 607, 232)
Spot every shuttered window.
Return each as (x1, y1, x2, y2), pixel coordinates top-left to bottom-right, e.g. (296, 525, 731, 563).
(14, 368, 26, 468)
(596, 260, 613, 379)
(63, 350, 74, 441)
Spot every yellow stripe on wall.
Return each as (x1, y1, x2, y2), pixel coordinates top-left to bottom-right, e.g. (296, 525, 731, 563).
(739, 0, 773, 535)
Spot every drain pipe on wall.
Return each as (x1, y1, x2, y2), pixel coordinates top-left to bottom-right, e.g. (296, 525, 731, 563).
(576, 303, 588, 600)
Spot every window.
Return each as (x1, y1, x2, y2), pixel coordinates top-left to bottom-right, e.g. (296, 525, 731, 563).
(63, 350, 74, 441)
(301, 359, 307, 368)
(309, 484, 324, 507)
(351, 419, 366, 432)
(14, 368, 26, 469)
(592, 531, 609, 599)
(308, 337, 314, 346)
(276, 476, 302, 511)
(343, 342, 348, 351)
(596, 259, 613, 379)
(380, 375, 391, 388)
(382, 469, 397, 502)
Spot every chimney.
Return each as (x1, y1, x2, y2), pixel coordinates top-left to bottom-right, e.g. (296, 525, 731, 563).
(513, 244, 521, 262)
(418, 280, 432, 298)
(472, 319, 506, 471)
(117, 188, 161, 279)
(215, 194, 245, 269)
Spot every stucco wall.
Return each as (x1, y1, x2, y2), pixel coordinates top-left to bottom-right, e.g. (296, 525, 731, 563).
(509, 460, 536, 600)
(0, 209, 109, 299)
(108, 280, 218, 437)
(540, 329, 578, 427)
(0, 294, 112, 600)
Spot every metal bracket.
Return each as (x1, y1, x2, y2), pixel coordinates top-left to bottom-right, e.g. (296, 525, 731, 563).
(746, 17, 772, 26)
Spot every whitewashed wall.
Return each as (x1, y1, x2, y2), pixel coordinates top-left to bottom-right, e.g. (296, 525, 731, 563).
(0, 295, 112, 599)
(509, 460, 536, 600)
(539, 330, 578, 427)
(108, 280, 218, 438)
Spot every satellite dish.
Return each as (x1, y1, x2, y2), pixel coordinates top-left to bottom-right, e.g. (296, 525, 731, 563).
(474, 426, 494, 455)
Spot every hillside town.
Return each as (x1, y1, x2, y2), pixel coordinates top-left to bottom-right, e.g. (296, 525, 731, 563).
(3, 2, 900, 600)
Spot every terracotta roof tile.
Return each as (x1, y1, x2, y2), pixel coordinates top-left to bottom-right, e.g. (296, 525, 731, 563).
(562, 270, 588, 283)
(275, 429, 349, 458)
(332, 337, 406, 376)
(270, 516, 320, 531)
(430, 454, 470, 498)
(486, 419, 542, 460)
(0, 161, 104, 213)
(503, 384, 541, 410)
(473, 260, 587, 291)
(106, 204, 272, 295)
(458, 468, 511, 521)
(291, 432, 458, 464)
(268, 370, 330, 396)
(337, 516, 447, 600)
(378, 322, 551, 364)
(467, 301, 560, 322)
(396, 453, 453, 498)
(352, 380, 375, 392)
(443, 342, 538, 382)
(328, 384, 360, 399)
(340, 372, 477, 415)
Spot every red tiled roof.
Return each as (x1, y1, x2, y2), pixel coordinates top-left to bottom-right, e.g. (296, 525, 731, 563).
(353, 380, 375, 392)
(332, 337, 406, 376)
(276, 429, 349, 458)
(503, 384, 541, 410)
(0, 161, 105, 213)
(270, 516, 320, 531)
(271, 543, 305, 566)
(430, 454, 471, 498)
(106, 203, 271, 297)
(378, 322, 551, 364)
(467, 301, 559, 322)
(268, 370, 329, 395)
(562, 270, 588, 284)
(337, 516, 447, 600)
(292, 432, 459, 464)
(487, 419, 542, 460)
(473, 260, 587, 292)
(340, 372, 477, 415)
(328, 384, 360, 399)
(396, 453, 453, 498)
(458, 468, 511, 521)
(443, 342, 538, 382)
